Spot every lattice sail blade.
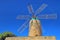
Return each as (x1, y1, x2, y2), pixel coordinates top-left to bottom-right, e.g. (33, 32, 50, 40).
(37, 14, 57, 19)
(17, 19, 30, 33)
(16, 15, 31, 19)
(35, 4, 47, 15)
(27, 4, 34, 14)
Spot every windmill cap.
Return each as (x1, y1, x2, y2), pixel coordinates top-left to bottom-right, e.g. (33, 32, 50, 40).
(31, 18, 38, 20)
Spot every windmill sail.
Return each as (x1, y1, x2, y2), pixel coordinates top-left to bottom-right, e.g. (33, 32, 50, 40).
(27, 4, 34, 14)
(16, 15, 31, 19)
(18, 19, 30, 33)
(35, 4, 47, 15)
(37, 14, 57, 19)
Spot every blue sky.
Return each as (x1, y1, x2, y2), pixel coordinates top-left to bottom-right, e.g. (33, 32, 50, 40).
(0, 0, 60, 40)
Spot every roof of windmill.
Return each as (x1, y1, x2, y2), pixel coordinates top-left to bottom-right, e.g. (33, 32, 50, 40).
(31, 18, 38, 20)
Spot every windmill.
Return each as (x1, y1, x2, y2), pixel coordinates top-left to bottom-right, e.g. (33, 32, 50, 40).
(16, 3, 57, 37)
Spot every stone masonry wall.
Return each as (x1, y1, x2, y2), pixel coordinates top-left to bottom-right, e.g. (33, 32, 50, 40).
(5, 36, 56, 40)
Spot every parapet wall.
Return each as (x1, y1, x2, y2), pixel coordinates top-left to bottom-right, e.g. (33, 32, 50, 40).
(5, 36, 56, 40)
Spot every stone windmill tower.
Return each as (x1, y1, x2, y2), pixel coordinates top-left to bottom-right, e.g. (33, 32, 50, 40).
(17, 3, 57, 37)
(29, 19, 42, 36)
(5, 3, 57, 40)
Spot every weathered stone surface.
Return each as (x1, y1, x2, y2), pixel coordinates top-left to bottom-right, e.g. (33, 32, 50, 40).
(5, 36, 56, 40)
(29, 20, 42, 36)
